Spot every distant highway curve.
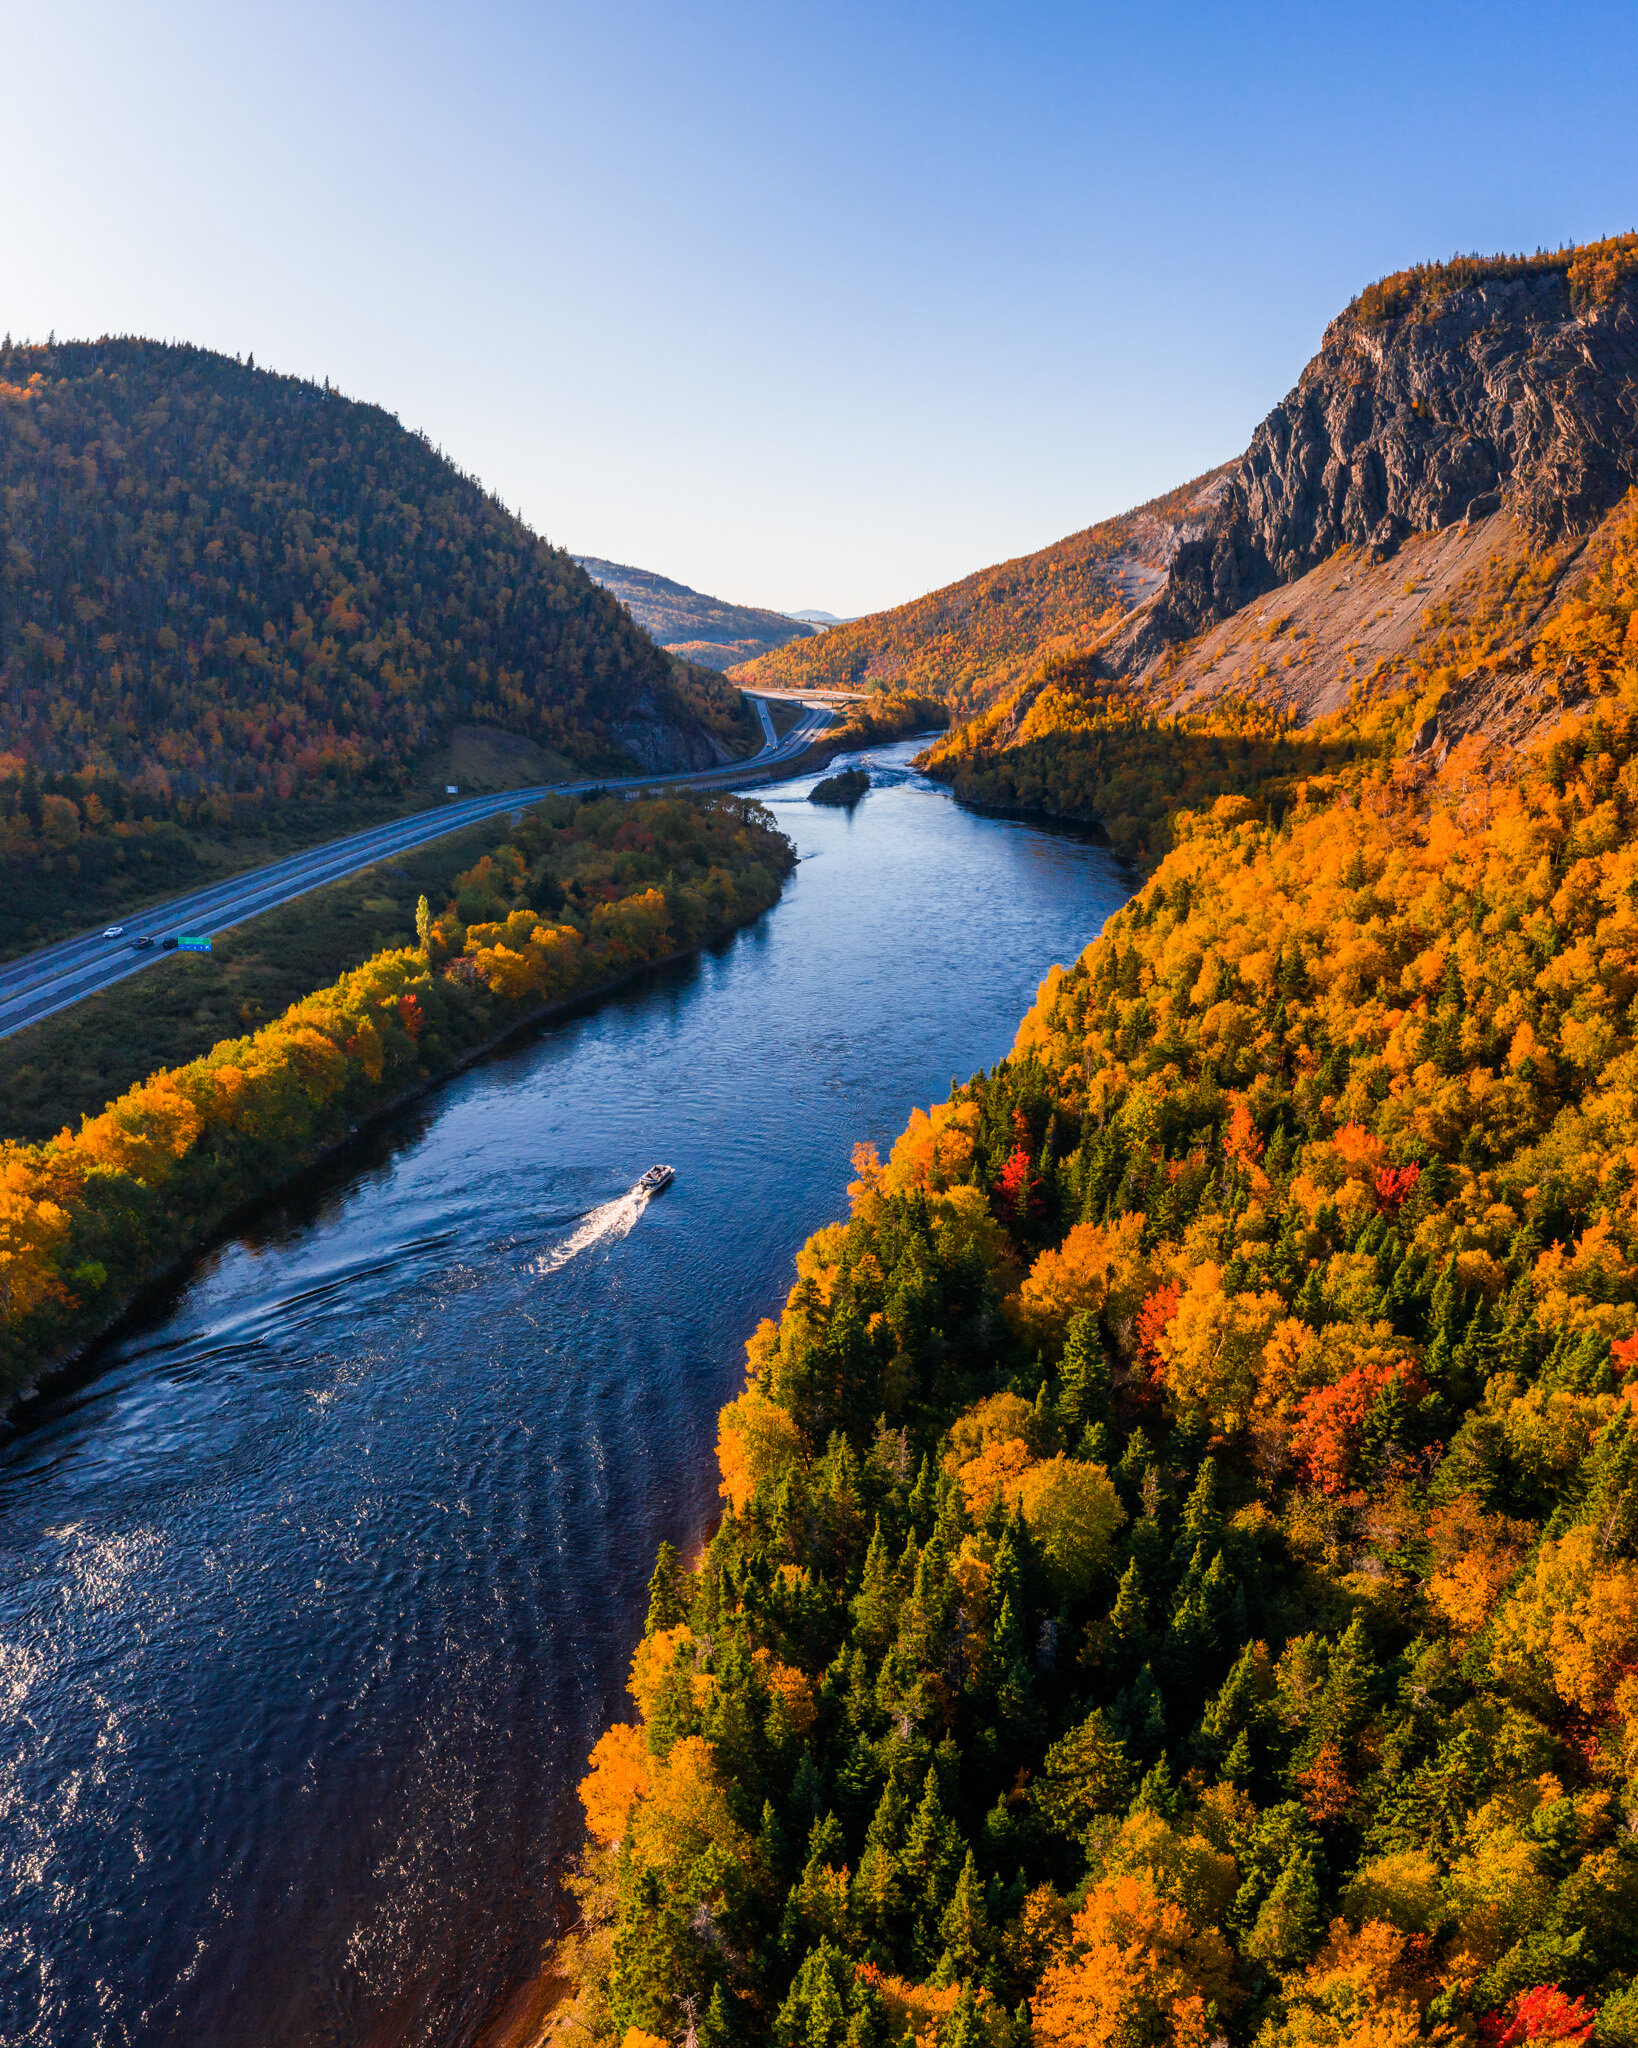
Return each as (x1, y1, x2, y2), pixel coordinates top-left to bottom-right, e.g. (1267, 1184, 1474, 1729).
(0, 699, 834, 1043)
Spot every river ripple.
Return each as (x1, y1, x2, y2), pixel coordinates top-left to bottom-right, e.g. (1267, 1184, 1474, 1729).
(0, 740, 1129, 2047)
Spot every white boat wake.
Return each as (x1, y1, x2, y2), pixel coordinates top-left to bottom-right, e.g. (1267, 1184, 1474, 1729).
(532, 1186, 650, 1275)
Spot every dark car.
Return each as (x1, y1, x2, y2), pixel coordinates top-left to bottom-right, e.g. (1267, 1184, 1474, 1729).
(159, 936, 179, 951)
(131, 936, 155, 951)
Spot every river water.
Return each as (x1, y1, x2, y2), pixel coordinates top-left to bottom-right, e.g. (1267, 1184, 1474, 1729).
(0, 741, 1129, 2048)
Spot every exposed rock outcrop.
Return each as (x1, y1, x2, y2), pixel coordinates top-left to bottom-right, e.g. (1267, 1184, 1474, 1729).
(609, 688, 737, 774)
(1112, 267, 1638, 667)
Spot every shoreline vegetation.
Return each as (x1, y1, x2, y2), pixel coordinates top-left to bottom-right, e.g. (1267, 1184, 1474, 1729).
(916, 659, 1372, 875)
(833, 693, 951, 749)
(0, 791, 794, 1411)
(549, 508, 1638, 2048)
(0, 810, 564, 1144)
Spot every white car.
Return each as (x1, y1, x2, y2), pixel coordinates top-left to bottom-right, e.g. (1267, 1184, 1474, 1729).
(102, 925, 125, 938)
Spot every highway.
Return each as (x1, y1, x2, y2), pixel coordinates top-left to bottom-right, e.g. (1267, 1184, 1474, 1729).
(0, 698, 835, 1042)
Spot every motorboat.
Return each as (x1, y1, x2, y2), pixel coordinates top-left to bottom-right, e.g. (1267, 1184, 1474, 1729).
(637, 1164, 675, 1195)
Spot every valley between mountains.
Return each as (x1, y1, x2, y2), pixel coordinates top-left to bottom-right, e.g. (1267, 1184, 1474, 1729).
(551, 236, 1638, 2048)
(8, 235, 1638, 2048)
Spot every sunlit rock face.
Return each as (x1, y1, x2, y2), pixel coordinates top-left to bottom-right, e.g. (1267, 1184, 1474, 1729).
(1115, 267, 1638, 662)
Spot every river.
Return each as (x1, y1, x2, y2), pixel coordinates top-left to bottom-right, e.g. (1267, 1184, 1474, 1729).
(0, 739, 1130, 2048)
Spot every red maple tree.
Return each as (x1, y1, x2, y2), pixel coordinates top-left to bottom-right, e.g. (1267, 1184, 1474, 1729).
(1374, 1163, 1421, 1214)
(1479, 1987, 1597, 2048)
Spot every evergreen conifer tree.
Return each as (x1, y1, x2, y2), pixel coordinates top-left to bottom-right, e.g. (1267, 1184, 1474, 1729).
(646, 1638, 701, 1758)
(1116, 1427, 1155, 1500)
(698, 1983, 733, 2048)
(1177, 1456, 1220, 1557)
(1129, 1753, 1181, 1819)
(773, 1940, 850, 2048)
(992, 1523, 1024, 1622)
(773, 1472, 804, 1559)
(645, 1540, 690, 1634)
(1082, 1419, 1115, 1468)
(851, 1519, 901, 1651)
(1245, 1853, 1321, 1964)
(1160, 1545, 1221, 1691)
(908, 1454, 938, 1532)
(1578, 1413, 1638, 1555)
(843, 1982, 890, 2048)
(790, 1750, 826, 1838)
(1424, 1253, 1463, 1382)
(904, 1767, 963, 1964)
(758, 1799, 791, 1887)
(843, 1647, 876, 1734)
(981, 1792, 1018, 1866)
(1104, 1556, 1149, 1673)
(806, 1810, 847, 1872)
(1311, 1614, 1374, 1754)
(1196, 1639, 1273, 1779)
(852, 1774, 909, 1944)
(1115, 1662, 1167, 1758)
(1034, 1707, 1134, 1831)
(937, 1850, 990, 1983)
(1058, 1307, 1110, 1439)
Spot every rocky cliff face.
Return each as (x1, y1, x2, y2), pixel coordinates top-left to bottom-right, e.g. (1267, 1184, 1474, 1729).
(610, 688, 738, 774)
(1119, 268, 1638, 663)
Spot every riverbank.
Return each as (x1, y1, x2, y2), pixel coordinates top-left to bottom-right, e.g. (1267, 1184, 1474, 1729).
(0, 740, 1130, 2048)
(0, 791, 795, 1417)
(554, 667, 1638, 2048)
(3, 934, 739, 1422)
(0, 812, 542, 1145)
(915, 740, 1163, 870)
(918, 759, 1126, 853)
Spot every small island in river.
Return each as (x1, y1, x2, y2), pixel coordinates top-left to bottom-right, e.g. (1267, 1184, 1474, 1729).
(807, 766, 869, 806)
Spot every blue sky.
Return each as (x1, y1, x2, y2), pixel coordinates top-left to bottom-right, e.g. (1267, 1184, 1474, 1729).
(4, 1, 1636, 615)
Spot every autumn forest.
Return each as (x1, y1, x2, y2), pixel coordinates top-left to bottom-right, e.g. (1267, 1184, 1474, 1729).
(0, 339, 758, 945)
(548, 259, 1638, 2048)
(8, 238, 1638, 2048)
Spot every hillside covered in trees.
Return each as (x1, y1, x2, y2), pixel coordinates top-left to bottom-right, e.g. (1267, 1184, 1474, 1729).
(0, 339, 756, 816)
(746, 233, 1638, 823)
(551, 250, 1638, 2048)
(0, 790, 792, 1401)
(576, 557, 822, 672)
(923, 236, 1638, 857)
(729, 474, 1229, 715)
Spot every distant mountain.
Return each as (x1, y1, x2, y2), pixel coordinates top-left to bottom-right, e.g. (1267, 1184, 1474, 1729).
(745, 234, 1638, 829)
(925, 232, 1638, 860)
(0, 339, 755, 799)
(558, 233, 1638, 2048)
(574, 557, 823, 671)
(728, 470, 1231, 712)
(786, 609, 850, 627)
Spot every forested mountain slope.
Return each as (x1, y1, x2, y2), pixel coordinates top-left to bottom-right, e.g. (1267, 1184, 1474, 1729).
(729, 473, 1230, 715)
(553, 242, 1638, 2048)
(0, 339, 755, 804)
(926, 236, 1638, 865)
(575, 557, 820, 671)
